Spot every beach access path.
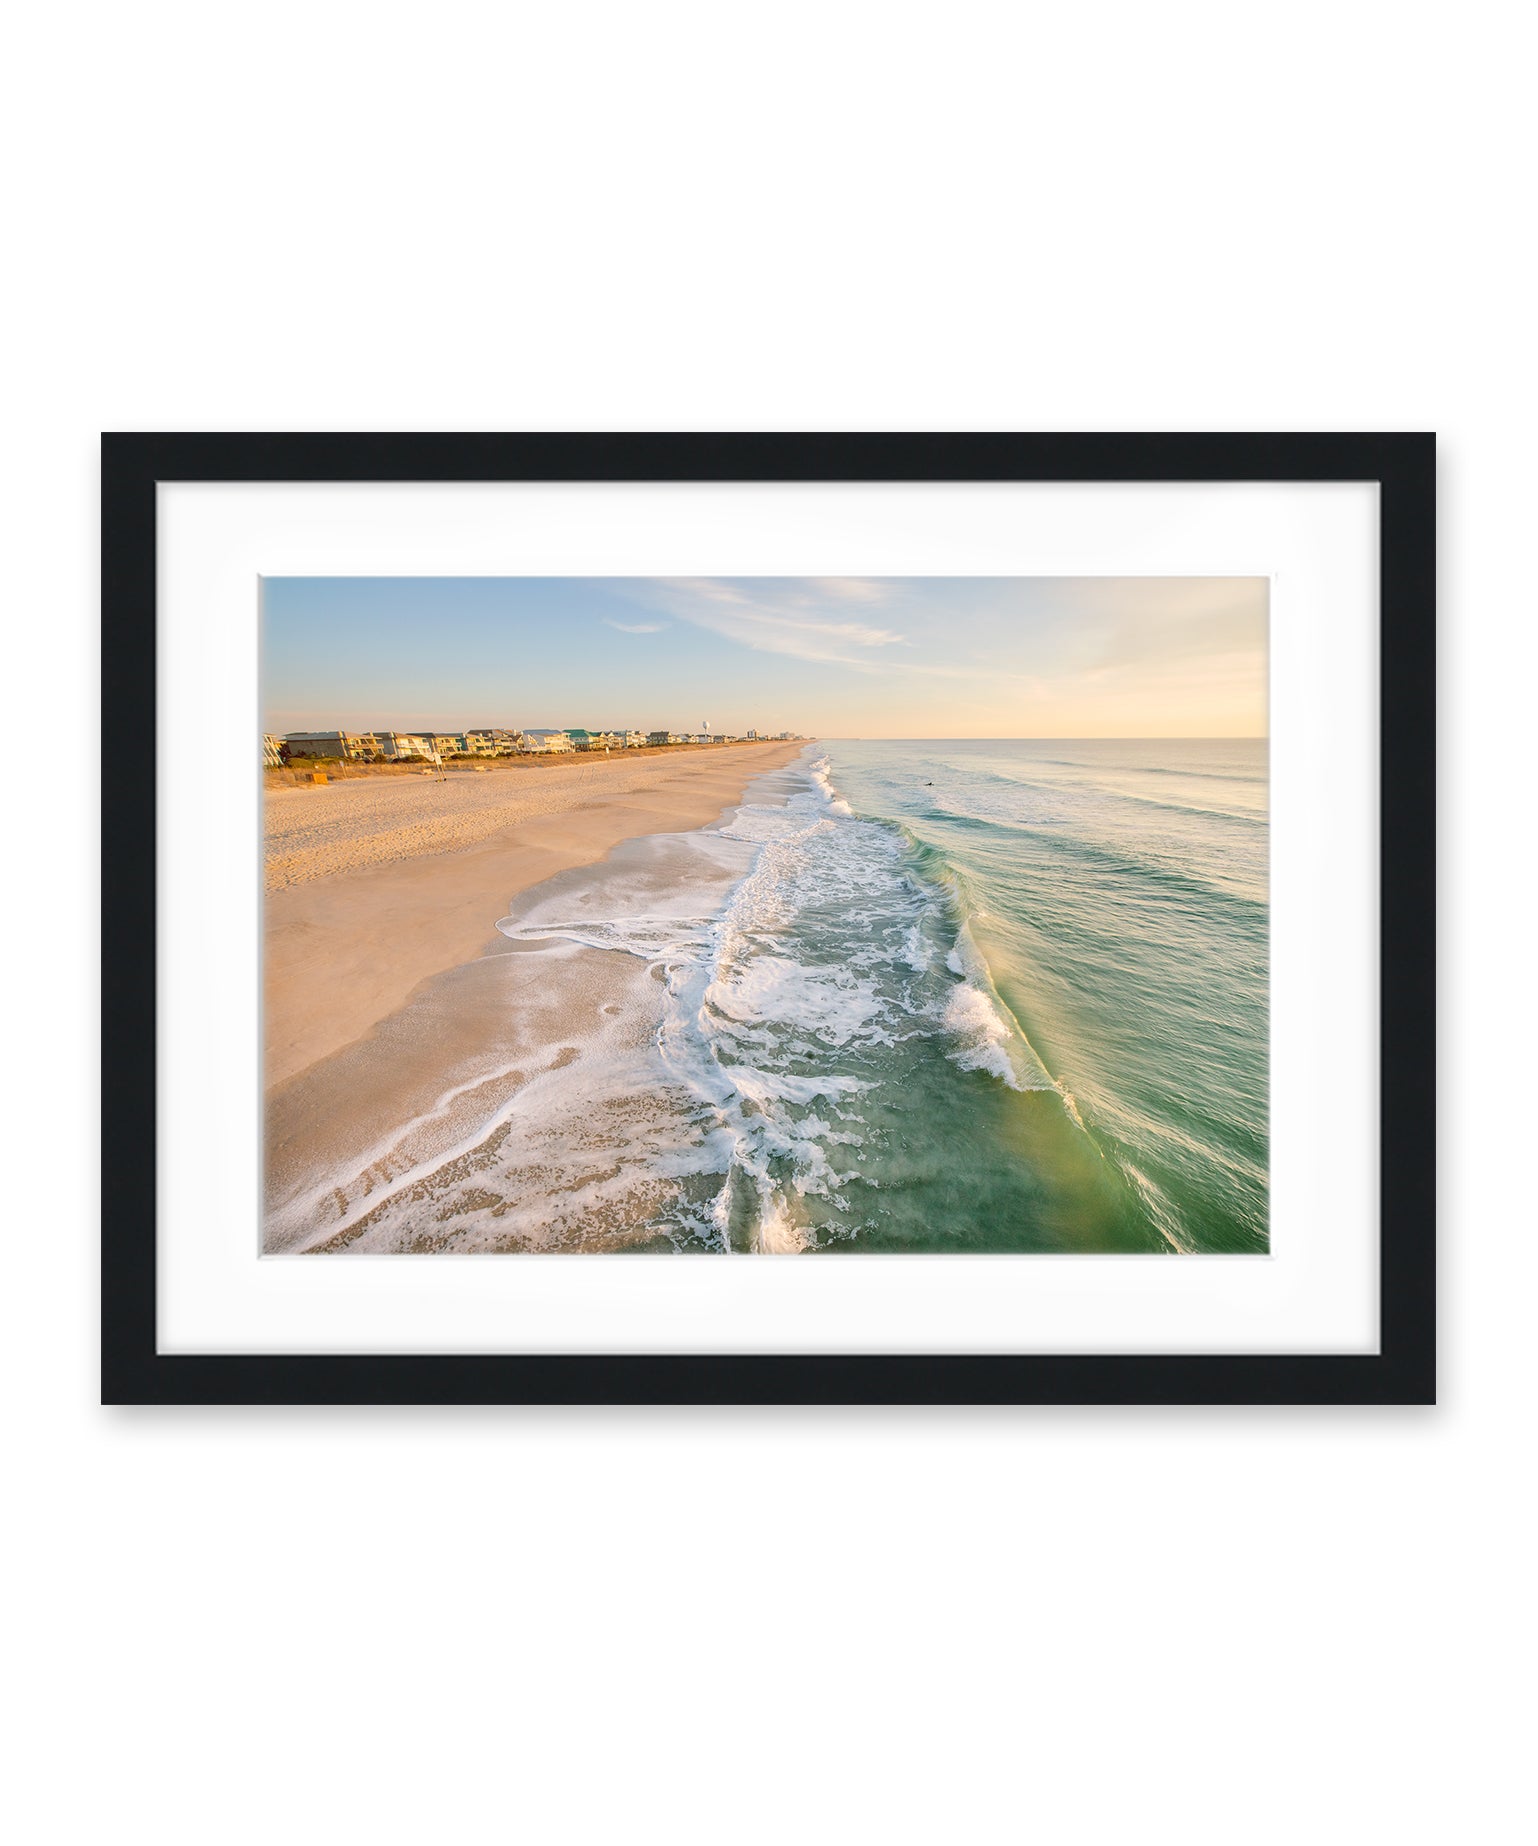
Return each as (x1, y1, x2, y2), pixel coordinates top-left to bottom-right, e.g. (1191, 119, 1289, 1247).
(265, 741, 806, 1088)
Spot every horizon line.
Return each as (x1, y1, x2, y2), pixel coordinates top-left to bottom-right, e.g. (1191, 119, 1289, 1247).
(816, 734, 1267, 741)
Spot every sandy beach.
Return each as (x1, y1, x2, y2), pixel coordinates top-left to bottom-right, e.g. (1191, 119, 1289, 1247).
(265, 741, 805, 1089)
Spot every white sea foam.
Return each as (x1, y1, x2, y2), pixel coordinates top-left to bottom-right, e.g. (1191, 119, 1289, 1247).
(943, 983, 1027, 1088)
(940, 918, 1053, 1093)
(901, 923, 933, 971)
(705, 957, 890, 1047)
(807, 751, 854, 817)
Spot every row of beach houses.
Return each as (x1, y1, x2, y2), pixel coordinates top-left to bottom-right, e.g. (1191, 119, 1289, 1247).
(264, 726, 797, 767)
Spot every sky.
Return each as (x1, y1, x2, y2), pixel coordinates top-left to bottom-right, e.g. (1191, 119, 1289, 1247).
(261, 576, 1268, 738)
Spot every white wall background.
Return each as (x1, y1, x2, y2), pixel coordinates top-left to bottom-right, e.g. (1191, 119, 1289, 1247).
(4, 4, 1526, 1842)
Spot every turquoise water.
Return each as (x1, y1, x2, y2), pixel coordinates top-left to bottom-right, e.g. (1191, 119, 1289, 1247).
(822, 739, 1268, 1253)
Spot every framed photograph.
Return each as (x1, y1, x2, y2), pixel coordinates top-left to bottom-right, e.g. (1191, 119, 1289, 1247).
(102, 433, 1434, 1404)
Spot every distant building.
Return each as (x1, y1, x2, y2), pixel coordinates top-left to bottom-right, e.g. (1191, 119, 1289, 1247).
(647, 730, 683, 747)
(521, 729, 575, 754)
(622, 730, 647, 748)
(263, 734, 284, 767)
(374, 731, 433, 760)
(746, 729, 758, 741)
(563, 728, 592, 751)
(465, 728, 520, 755)
(283, 731, 372, 761)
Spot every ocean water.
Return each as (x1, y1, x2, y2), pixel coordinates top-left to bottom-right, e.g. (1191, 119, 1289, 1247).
(820, 739, 1268, 1254)
(270, 740, 1266, 1255)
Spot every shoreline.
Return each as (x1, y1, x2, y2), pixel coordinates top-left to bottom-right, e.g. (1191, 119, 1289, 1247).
(264, 739, 808, 1089)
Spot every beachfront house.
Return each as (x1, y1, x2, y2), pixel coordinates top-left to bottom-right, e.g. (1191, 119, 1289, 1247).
(263, 734, 284, 767)
(429, 733, 466, 758)
(465, 728, 520, 755)
(374, 731, 433, 760)
(283, 730, 374, 761)
(562, 728, 592, 751)
(647, 730, 686, 746)
(623, 730, 647, 748)
(520, 729, 575, 754)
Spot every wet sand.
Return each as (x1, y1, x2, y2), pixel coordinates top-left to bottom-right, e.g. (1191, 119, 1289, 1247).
(265, 741, 805, 1089)
(264, 938, 655, 1252)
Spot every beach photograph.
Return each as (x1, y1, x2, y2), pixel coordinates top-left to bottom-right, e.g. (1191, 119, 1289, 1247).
(263, 576, 1268, 1255)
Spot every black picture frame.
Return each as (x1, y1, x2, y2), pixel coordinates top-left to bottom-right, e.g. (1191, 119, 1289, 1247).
(101, 432, 1435, 1406)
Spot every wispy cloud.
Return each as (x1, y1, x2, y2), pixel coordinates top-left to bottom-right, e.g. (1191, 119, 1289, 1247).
(640, 578, 910, 665)
(603, 619, 669, 634)
(806, 577, 888, 604)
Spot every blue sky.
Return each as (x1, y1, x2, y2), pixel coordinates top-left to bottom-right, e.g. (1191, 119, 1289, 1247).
(261, 576, 1267, 738)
